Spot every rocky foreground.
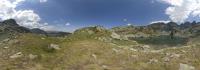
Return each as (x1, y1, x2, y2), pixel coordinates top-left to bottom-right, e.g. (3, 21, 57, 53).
(0, 19, 199, 70)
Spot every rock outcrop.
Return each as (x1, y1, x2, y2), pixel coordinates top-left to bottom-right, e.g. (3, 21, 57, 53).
(179, 63, 195, 70)
(9, 52, 23, 59)
(112, 21, 200, 40)
(0, 19, 30, 33)
(49, 44, 60, 50)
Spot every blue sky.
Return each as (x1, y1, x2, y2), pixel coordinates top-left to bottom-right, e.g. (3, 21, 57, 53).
(1, 0, 200, 32)
(15, 0, 170, 31)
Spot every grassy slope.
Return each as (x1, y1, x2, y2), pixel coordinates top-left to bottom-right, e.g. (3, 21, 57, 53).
(0, 33, 200, 70)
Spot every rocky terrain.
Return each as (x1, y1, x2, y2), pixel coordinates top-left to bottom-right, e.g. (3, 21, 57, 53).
(0, 19, 199, 70)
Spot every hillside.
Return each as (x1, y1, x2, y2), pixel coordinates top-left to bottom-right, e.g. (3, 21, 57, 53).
(0, 19, 199, 70)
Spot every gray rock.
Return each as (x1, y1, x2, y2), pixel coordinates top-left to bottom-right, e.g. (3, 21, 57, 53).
(143, 45, 150, 49)
(3, 38, 9, 42)
(163, 53, 181, 62)
(29, 54, 38, 60)
(141, 45, 151, 52)
(123, 34, 136, 40)
(95, 26, 105, 32)
(87, 30, 94, 35)
(129, 48, 138, 52)
(49, 44, 60, 50)
(170, 53, 181, 58)
(111, 32, 121, 39)
(98, 37, 112, 42)
(102, 65, 108, 70)
(148, 59, 158, 64)
(163, 57, 170, 62)
(3, 46, 9, 49)
(179, 63, 195, 70)
(91, 54, 97, 59)
(10, 52, 23, 59)
(41, 37, 45, 40)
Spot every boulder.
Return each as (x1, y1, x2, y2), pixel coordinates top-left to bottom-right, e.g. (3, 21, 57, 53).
(102, 65, 109, 70)
(91, 54, 97, 59)
(141, 45, 151, 52)
(98, 37, 112, 42)
(3, 38, 10, 42)
(87, 30, 95, 35)
(179, 63, 195, 70)
(111, 32, 121, 40)
(163, 57, 170, 62)
(10, 52, 23, 59)
(148, 59, 158, 64)
(41, 37, 45, 40)
(95, 26, 105, 32)
(129, 48, 138, 52)
(29, 54, 38, 60)
(49, 44, 60, 50)
(3, 46, 9, 49)
(170, 53, 181, 58)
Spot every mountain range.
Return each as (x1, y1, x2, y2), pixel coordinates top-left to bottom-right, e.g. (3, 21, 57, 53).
(0, 19, 200, 70)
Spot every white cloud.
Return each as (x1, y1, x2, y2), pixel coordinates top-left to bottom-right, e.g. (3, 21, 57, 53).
(13, 0, 25, 5)
(39, 0, 47, 3)
(158, 0, 200, 23)
(40, 25, 57, 31)
(159, 0, 183, 6)
(0, 0, 22, 20)
(127, 23, 132, 26)
(14, 10, 43, 28)
(0, 0, 54, 31)
(65, 22, 71, 26)
(150, 20, 170, 24)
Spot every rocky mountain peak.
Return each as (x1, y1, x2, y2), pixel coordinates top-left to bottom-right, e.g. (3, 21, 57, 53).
(0, 19, 19, 26)
(74, 25, 108, 34)
(0, 19, 30, 33)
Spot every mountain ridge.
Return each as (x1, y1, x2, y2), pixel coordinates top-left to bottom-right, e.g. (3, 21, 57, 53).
(0, 19, 200, 70)
(0, 19, 71, 37)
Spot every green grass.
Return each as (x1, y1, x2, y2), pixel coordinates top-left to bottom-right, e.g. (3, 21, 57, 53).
(1, 33, 200, 70)
(17, 33, 63, 53)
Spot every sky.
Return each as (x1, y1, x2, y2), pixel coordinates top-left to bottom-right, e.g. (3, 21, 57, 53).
(1, 0, 200, 32)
